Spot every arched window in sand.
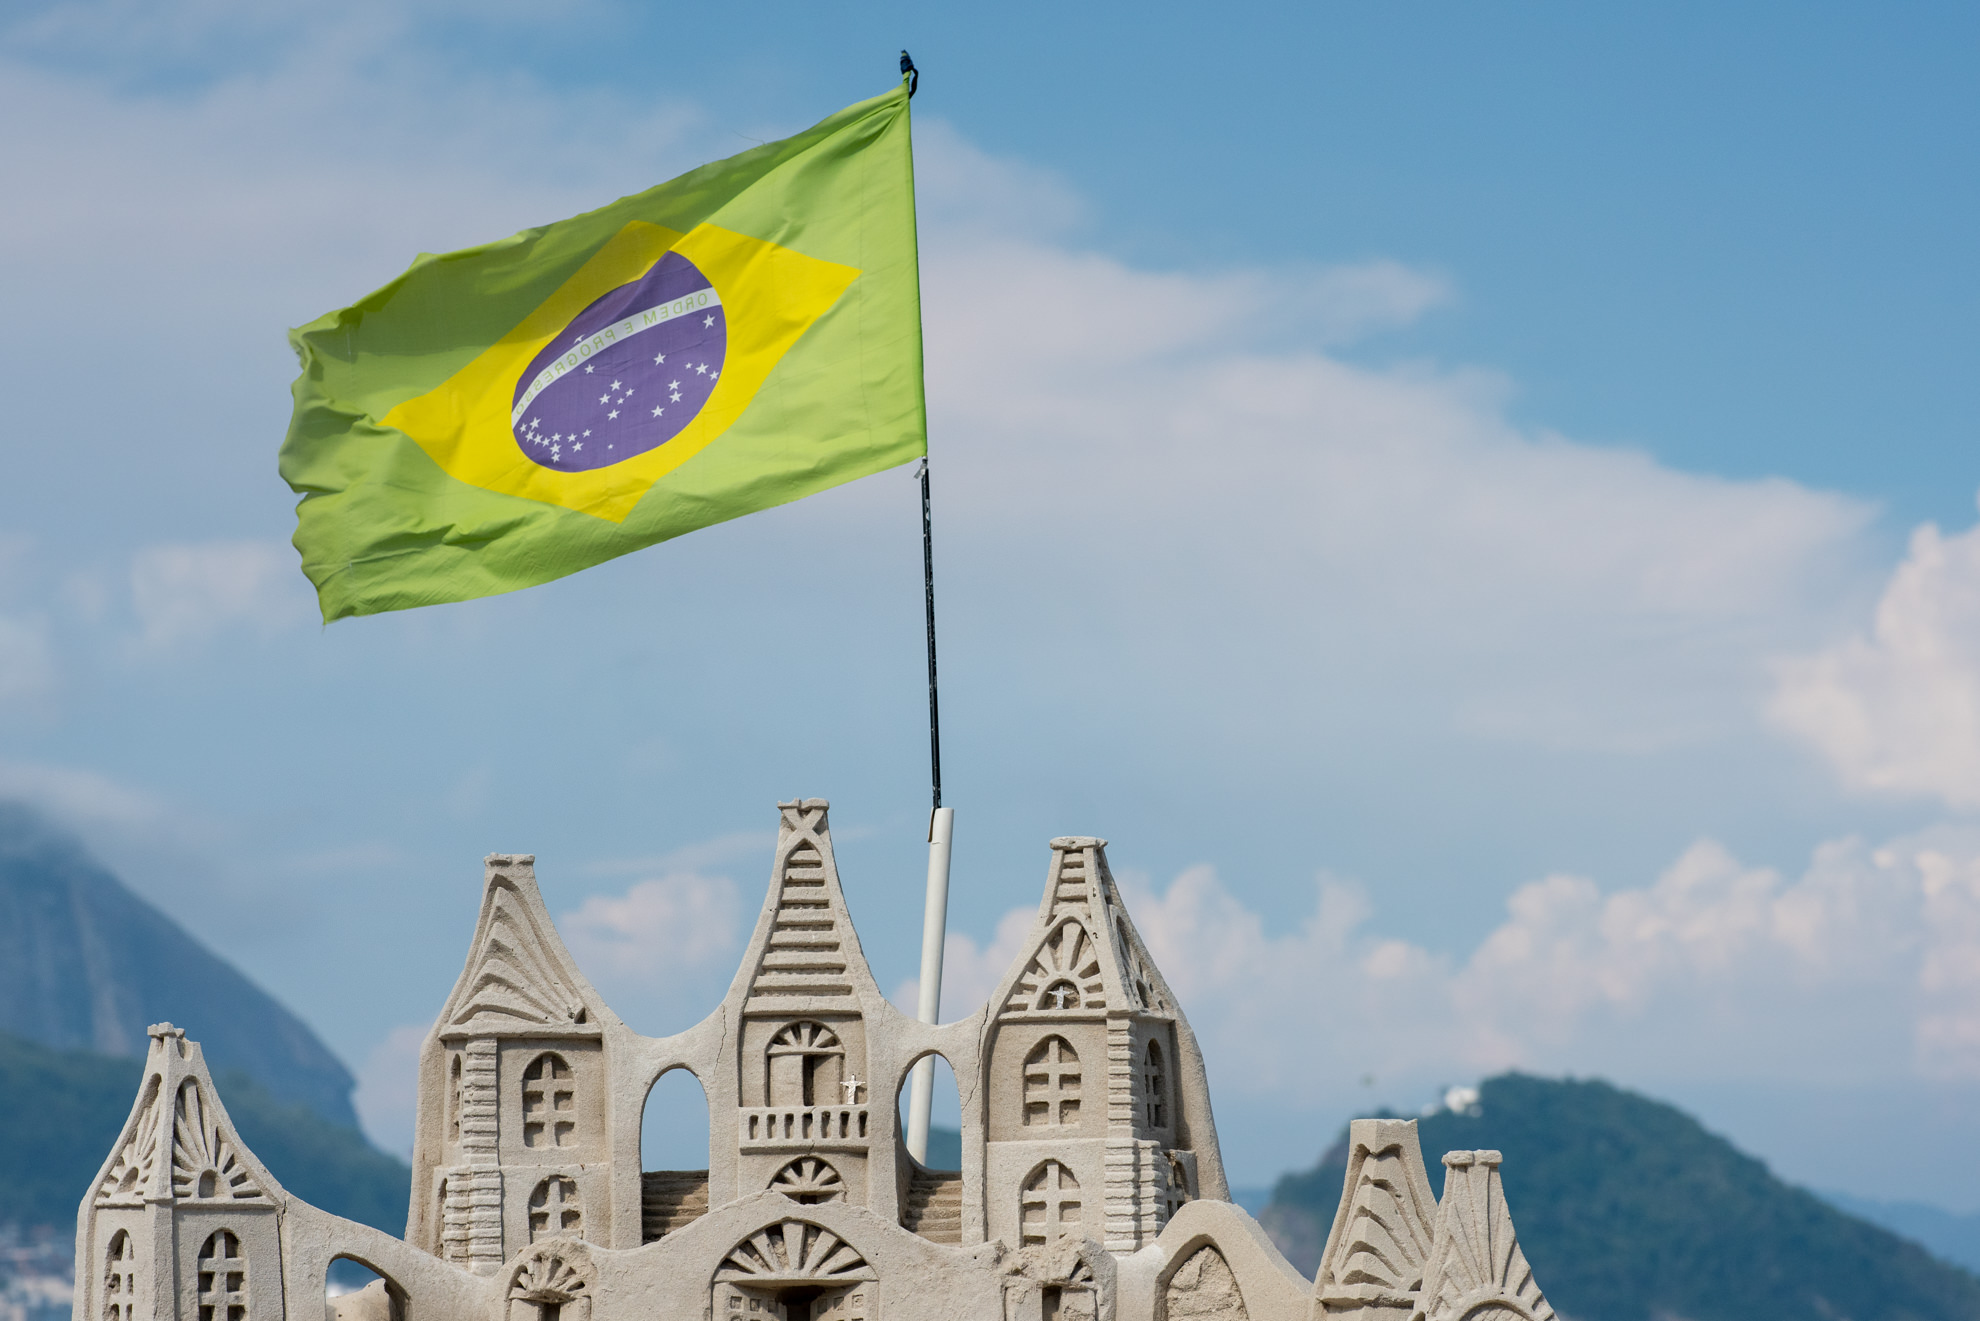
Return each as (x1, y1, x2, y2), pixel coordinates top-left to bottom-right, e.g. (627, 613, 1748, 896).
(104, 1230, 136, 1321)
(769, 1157, 845, 1204)
(522, 1054, 576, 1149)
(766, 1021, 845, 1107)
(448, 1055, 463, 1144)
(528, 1176, 581, 1241)
(1023, 1036, 1081, 1127)
(196, 1230, 245, 1321)
(1020, 1161, 1081, 1246)
(1143, 1040, 1166, 1129)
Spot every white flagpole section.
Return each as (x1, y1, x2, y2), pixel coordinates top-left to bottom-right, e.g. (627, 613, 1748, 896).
(906, 805, 954, 1163)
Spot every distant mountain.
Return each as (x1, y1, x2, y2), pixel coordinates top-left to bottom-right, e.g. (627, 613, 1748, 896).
(1825, 1191, 1980, 1278)
(0, 1031, 408, 1233)
(0, 803, 357, 1127)
(1263, 1073, 1980, 1321)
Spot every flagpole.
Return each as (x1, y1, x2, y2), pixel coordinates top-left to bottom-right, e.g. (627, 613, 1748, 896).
(907, 447, 953, 1165)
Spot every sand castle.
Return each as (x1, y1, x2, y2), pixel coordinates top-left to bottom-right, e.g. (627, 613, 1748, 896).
(73, 800, 1555, 1321)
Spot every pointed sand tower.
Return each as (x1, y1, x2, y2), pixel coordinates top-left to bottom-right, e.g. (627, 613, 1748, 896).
(409, 854, 621, 1271)
(981, 836, 1230, 1255)
(78, 1024, 289, 1321)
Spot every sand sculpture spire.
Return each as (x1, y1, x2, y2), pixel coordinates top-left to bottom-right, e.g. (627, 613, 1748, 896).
(1410, 1151, 1556, 1321)
(734, 800, 885, 1008)
(83, 1024, 286, 1321)
(1314, 1118, 1440, 1318)
(981, 836, 1229, 1257)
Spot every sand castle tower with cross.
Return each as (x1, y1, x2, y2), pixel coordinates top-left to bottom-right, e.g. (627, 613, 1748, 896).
(71, 799, 1560, 1321)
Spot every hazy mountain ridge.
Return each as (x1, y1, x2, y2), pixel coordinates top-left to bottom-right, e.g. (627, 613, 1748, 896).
(1263, 1073, 1980, 1321)
(1822, 1191, 1980, 1279)
(0, 802, 358, 1127)
(0, 1031, 409, 1234)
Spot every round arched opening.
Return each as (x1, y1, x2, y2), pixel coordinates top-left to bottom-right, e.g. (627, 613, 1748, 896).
(639, 1067, 711, 1244)
(894, 1052, 961, 1170)
(326, 1255, 407, 1321)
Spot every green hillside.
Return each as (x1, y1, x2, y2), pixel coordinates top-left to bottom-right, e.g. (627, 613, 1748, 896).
(0, 1032, 409, 1234)
(1264, 1073, 1980, 1321)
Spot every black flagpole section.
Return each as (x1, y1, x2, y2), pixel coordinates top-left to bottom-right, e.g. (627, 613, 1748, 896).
(920, 458, 942, 811)
(902, 49, 937, 812)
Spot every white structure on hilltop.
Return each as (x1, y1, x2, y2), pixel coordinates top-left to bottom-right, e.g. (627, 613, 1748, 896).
(72, 800, 1555, 1321)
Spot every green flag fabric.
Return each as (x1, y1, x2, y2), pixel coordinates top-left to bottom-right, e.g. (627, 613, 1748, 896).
(281, 82, 925, 621)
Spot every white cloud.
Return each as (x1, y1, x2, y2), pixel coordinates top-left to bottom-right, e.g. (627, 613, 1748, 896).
(1100, 825, 1980, 1191)
(354, 1021, 428, 1157)
(560, 869, 741, 1034)
(889, 904, 1038, 1023)
(0, 757, 168, 829)
(352, 865, 742, 1154)
(1771, 510, 1980, 809)
(0, 23, 706, 357)
(128, 540, 312, 653)
(906, 190, 1879, 757)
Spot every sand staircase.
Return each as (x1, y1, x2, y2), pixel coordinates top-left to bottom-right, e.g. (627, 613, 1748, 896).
(641, 1170, 710, 1242)
(903, 1167, 964, 1244)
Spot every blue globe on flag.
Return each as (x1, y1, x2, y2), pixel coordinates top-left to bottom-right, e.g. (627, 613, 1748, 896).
(510, 252, 729, 472)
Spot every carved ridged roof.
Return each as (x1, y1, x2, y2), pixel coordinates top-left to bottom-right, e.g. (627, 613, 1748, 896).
(989, 836, 1178, 1021)
(436, 855, 605, 1035)
(739, 801, 881, 1009)
(1316, 1118, 1439, 1306)
(1411, 1151, 1556, 1321)
(91, 1024, 280, 1209)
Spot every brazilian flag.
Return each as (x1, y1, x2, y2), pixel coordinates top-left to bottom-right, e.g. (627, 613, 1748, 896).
(281, 81, 924, 621)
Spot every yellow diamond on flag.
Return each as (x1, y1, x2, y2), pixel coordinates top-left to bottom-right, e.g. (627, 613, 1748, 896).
(382, 222, 858, 524)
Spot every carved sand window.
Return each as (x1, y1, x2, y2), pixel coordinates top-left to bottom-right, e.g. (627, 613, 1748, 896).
(196, 1230, 246, 1321)
(769, 1156, 845, 1204)
(1022, 1037, 1081, 1127)
(104, 1230, 136, 1321)
(523, 1054, 576, 1149)
(766, 1021, 845, 1107)
(529, 1176, 581, 1241)
(509, 1247, 590, 1321)
(1020, 1161, 1081, 1246)
(1144, 1041, 1166, 1129)
(1163, 1152, 1192, 1221)
(449, 1055, 463, 1143)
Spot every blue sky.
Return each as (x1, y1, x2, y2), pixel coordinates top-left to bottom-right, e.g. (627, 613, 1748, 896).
(5, 1, 1980, 1207)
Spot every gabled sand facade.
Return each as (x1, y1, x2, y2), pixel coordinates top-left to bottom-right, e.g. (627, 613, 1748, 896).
(73, 800, 1556, 1321)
